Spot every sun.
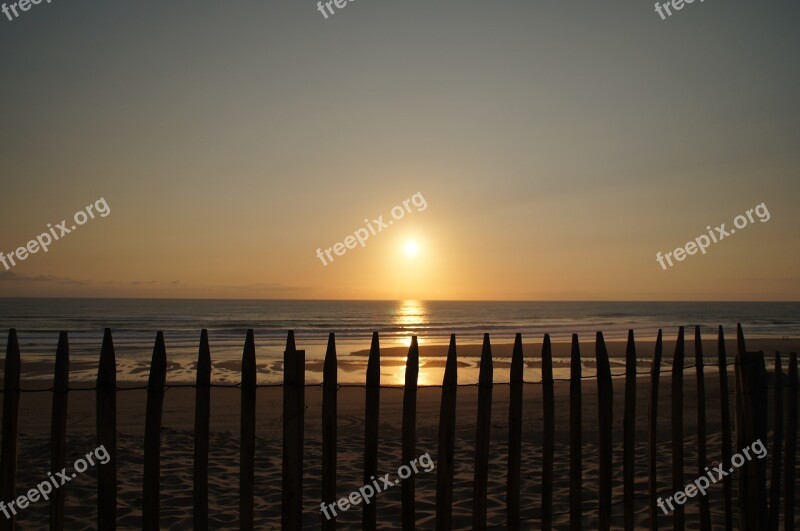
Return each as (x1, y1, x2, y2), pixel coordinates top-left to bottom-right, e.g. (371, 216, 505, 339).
(404, 240, 419, 257)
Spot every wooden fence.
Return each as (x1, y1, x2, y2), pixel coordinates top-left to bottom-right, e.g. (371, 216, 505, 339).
(0, 325, 797, 530)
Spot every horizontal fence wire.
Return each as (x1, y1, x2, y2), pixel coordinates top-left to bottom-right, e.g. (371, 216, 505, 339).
(0, 358, 788, 394)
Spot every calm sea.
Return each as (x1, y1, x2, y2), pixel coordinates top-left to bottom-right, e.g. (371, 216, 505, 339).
(0, 299, 797, 383)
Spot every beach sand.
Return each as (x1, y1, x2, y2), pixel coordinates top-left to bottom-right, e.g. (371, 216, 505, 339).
(3, 338, 798, 529)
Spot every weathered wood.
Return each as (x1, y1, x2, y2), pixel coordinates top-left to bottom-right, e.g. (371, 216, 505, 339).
(401, 336, 420, 530)
(50, 332, 70, 531)
(0, 329, 21, 531)
(472, 333, 493, 530)
(671, 326, 685, 531)
(694, 327, 710, 531)
(239, 330, 256, 531)
(193, 329, 211, 530)
(717, 326, 733, 531)
(436, 334, 458, 531)
(96, 328, 117, 530)
(596, 332, 613, 531)
(647, 330, 663, 531)
(541, 334, 554, 531)
(282, 331, 304, 530)
(785, 352, 797, 531)
(569, 334, 582, 531)
(143, 332, 168, 529)
(363, 332, 381, 531)
(622, 330, 636, 531)
(767, 353, 782, 531)
(507, 333, 523, 529)
(321, 333, 337, 530)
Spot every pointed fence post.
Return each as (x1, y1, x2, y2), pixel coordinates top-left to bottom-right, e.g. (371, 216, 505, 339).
(623, 330, 636, 531)
(671, 327, 685, 531)
(736, 325, 768, 530)
(0, 329, 21, 531)
(363, 332, 381, 531)
(143, 332, 167, 529)
(193, 330, 211, 530)
(541, 334, 554, 530)
(595, 332, 613, 531)
(97, 328, 117, 531)
(507, 333, 523, 529)
(569, 334, 582, 531)
(436, 335, 458, 531)
(647, 330, 663, 531)
(50, 332, 70, 531)
(322, 333, 337, 530)
(401, 336, 420, 530)
(717, 326, 733, 531)
(472, 334, 493, 530)
(239, 330, 256, 531)
(694, 327, 710, 530)
(282, 331, 305, 530)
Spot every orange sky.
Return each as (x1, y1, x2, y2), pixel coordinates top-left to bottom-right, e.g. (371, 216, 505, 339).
(0, 1, 798, 301)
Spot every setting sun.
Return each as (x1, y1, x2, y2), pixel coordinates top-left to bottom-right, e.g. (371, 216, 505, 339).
(404, 240, 419, 257)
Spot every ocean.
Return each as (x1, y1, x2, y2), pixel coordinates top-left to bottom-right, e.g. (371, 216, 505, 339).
(0, 299, 797, 383)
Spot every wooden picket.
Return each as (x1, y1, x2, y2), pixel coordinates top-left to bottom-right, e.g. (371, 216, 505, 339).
(569, 334, 582, 531)
(50, 332, 69, 531)
(435, 335, 458, 530)
(472, 333, 493, 529)
(541, 334, 554, 530)
(142, 332, 167, 528)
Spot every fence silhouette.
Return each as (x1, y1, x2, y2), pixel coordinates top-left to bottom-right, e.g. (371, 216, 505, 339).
(0, 325, 797, 530)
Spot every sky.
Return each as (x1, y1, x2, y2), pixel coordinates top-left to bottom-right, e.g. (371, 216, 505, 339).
(0, 0, 798, 301)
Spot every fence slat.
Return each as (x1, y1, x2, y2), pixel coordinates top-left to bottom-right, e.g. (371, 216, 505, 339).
(239, 329, 256, 531)
(694, 327, 710, 531)
(768, 353, 783, 531)
(401, 336, 420, 530)
(736, 325, 768, 530)
(322, 333, 337, 530)
(542, 334, 554, 531)
(0, 329, 21, 531)
(507, 333, 523, 529)
(785, 352, 797, 530)
(596, 332, 613, 531)
(97, 328, 117, 530)
(472, 333, 493, 530)
(143, 332, 167, 529)
(193, 330, 211, 530)
(648, 329, 663, 531)
(363, 332, 381, 531)
(623, 330, 636, 531)
(436, 335, 458, 531)
(569, 334, 582, 531)
(671, 326, 685, 531)
(282, 330, 304, 530)
(50, 332, 70, 531)
(717, 326, 733, 531)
